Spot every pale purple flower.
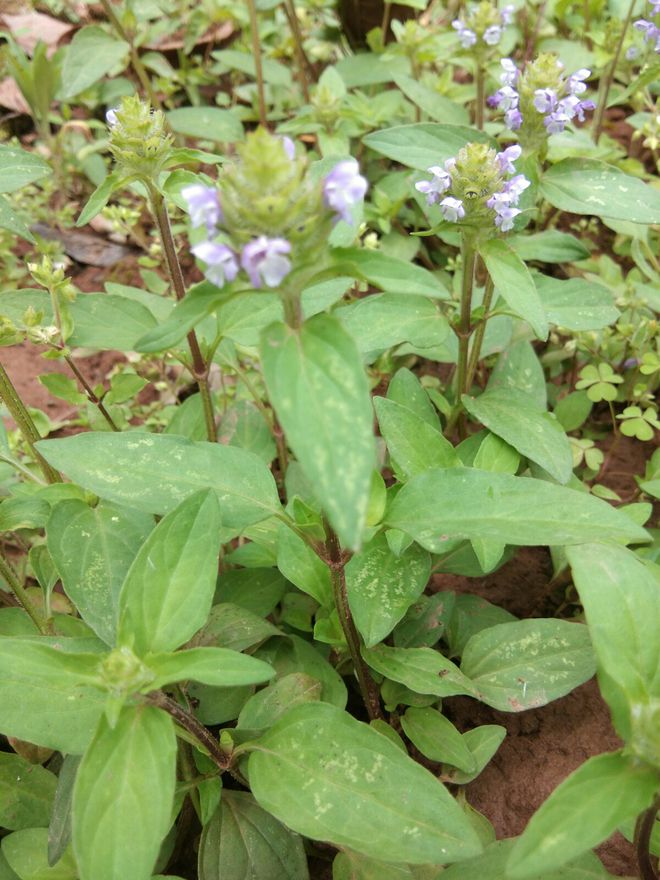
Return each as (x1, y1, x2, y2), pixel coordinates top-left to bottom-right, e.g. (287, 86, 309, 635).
(626, 45, 639, 59)
(501, 4, 515, 24)
(623, 357, 640, 369)
(494, 205, 520, 231)
(500, 58, 519, 87)
(505, 108, 523, 129)
(496, 85, 520, 112)
(544, 111, 572, 134)
(241, 237, 292, 288)
(503, 173, 530, 202)
(533, 88, 558, 113)
(415, 165, 452, 205)
(106, 107, 119, 127)
(483, 24, 502, 45)
(181, 184, 222, 235)
(496, 145, 522, 174)
(191, 241, 239, 287)
(567, 68, 590, 94)
(439, 197, 465, 222)
(634, 18, 660, 50)
(280, 135, 296, 160)
(323, 158, 368, 224)
(452, 20, 478, 47)
(574, 99, 596, 121)
(651, 0, 660, 13)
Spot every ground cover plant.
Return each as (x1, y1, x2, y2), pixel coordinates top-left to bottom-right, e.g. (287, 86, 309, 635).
(0, 1, 659, 878)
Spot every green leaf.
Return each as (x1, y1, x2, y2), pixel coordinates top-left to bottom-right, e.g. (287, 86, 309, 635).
(375, 397, 459, 480)
(260, 316, 375, 550)
(486, 339, 547, 411)
(333, 850, 435, 879)
(540, 159, 660, 224)
(401, 708, 476, 772)
(59, 27, 128, 99)
(479, 239, 548, 340)
(135, 282, 225, 353)
(166, 107, 243, 143)
(254, 636, 347, 709)
(192, 603, 281, 653)
(0, 754, 57, 831)
(146, 646, 274, 689)
(332, 249, 448, 299)
(443, 726, 506, 785)
(387, 369, 440, 429)
(72, 705, 176, 880)
(237, 673, 322, 731)
(507, 752, 660, 877)
(362, 124, 493, 172)
(199, 791, 308, 880)
(70, 294, 158, 351)
(346, 532, 431, 647)
(277, 525, 332, 607)
(37, 432, 281, 531)
(47, 500, 153, 646)
(76, 172, 125, 227)
(393, 76, 469, 125)
(461, 619, 595, 712)
(0, 640, 105, 754)
(48, 755, 79, 869)
(249, 702, 482, 864)
(0, 194, 34, 242)
(535, 277, 620, 331)
(212, 49, 292, 87)
(393, 595, 446, 649)
(508, 231, 590, 263)
(385, 468, 647, 551)
(338, 294, 450, 362)
(117, 490, 221, 655)
(438, 592, 516, 657)
(363, 645, 475, 698)
(216, 569, 287, 618)
(462, 389, 573, 484)
(0, 145, 51, 194)
(2, 829, 77, 880)
(443, 838, 615, 880)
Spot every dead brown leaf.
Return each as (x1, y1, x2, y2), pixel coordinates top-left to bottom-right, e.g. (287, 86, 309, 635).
(1, 11, 73, 55)
(0, 76, 30, 113)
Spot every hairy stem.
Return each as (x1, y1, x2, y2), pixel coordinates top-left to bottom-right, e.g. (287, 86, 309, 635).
(0, 364, 62, 484)
(63, 354, 120, 432)
(146, 691, 231, 771)
(475, 63, 485, 130)
(147, 186, 217, 442)
(247, 0, 268, 128)
(465, 275, 495, 389)
(326, 530, 383, 721)
(635, 795, 660, 880)
(445, 236, 477, 438)
(99, 0, 163, 112)
(592, 0, 636, 143)
(0, 552, 53, 635)
(284, 0, 312, 102)
(381, 2, 393, 40)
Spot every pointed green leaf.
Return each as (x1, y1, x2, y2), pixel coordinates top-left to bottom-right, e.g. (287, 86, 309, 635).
(261, 316, 375, 550)
(249, 702, 482, 864)
(47, 501, 153, 646)
(331, 250, 449, 299)
(72, 705, 176, 880)
(0, 754, 57, 831)
(59, 27, 129, 99)
(479, 239, 548, 340)
(2, 829, 77, 880)
(385, 468, 647, 551)
(0, 145, 50, 194)
(461, 619, 595, 712)
(0, 194, 34, 242)
(76, 172, 125, 227)
(375, 397, 459, 480)
(146, 647, 274, 689)
(535, 277, 619, 331)
(363, 645, 475, 699)
(237, 673, 322, 731)
(37, 432, 282, 530)
(362, 124, 493, 172)
(199, 791, 309, 880)
(401, 708, 476, 772)
(507, 752, 660, 877)
(117, 490, 221, 655)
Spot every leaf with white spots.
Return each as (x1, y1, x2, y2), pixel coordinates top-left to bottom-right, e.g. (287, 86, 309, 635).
(540, 159, 660, 224)
(261, 316, 376, 550)
(346, 533, 431, 647)
(363, 645, 475, 699)
(249, 702, 483, 864)
(37, 432, 282, 532)
(461, 619, 595, 712)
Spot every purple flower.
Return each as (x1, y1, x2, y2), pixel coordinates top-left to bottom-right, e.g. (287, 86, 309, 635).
(494, 205, 521, 231)
(503, 173, 530, 202)
(575, 99, 596, 121)
(533, 88, 558, 113)
(497, 85, 520, 112)
(106, 107, 119, 127)
(496, 145, 522, 174)
(634, 18, 660, 50)
(191, 241, 239, 287)
(505, 107, 523, 129)
(623, 357, 640, 369)
(439, 197, 465, 222)
(181, 184, 222, 235)
(626, 45, 639, 59)
(323, 159, 368, 224)
(567, 68, 590, 95)
(500, 58, 519, 87)
(452, 20, 478, 47)
(483, 24, 502, 45)
(280, 135, 296, 160)
(544, 111, 571, 134)
(651, 0, 660, 13)
(415, 165, 452, 205)
(501, 4, 515, 24)
(241, 237, 292, 288)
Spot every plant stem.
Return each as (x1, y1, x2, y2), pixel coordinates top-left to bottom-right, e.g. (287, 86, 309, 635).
(147, 186, 217, 442)
(381, 1, 393, 40)
(583, 0, 592, 46)
(146, 691, 231, 772)
(0, 552, 53, 635)
(0, 364, 62, 484)
(63, 354, 120, 432)
(635, 795, 660, 880)
(247, 0, 268, 128)
(592, 0, 636, 143)
(465, 275, 495, 389)
(234, 365, 289, 477)
(98, 0, 163, 112)
(445, 236, 477, 438)
(283, 0, 312, 102)
(475, 62, 485, 130)
(326, 529, 383, 721)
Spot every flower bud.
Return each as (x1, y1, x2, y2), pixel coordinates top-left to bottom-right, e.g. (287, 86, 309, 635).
(107, 95, 173, 180)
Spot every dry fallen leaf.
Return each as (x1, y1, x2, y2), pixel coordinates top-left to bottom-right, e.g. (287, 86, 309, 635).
(0, 76, 30, 114)
(1, 11, 73, 55)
